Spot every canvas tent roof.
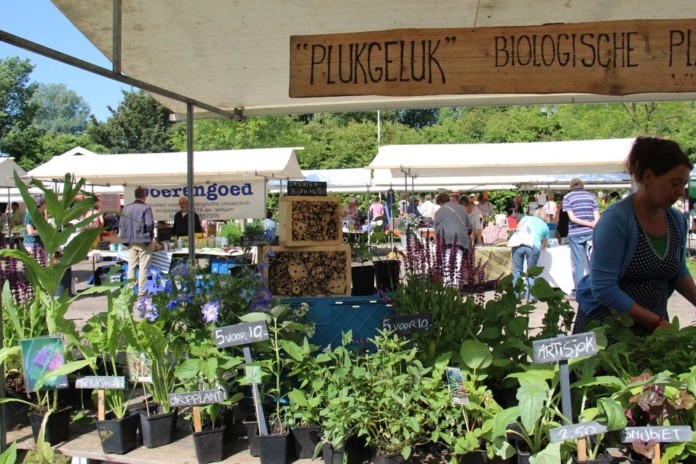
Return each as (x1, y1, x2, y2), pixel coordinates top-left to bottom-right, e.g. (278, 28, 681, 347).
(368, 138, 633, 180)
(49, 1, 696, 118)
(0, 158, 26, 188)
(26, 147, 304, 186)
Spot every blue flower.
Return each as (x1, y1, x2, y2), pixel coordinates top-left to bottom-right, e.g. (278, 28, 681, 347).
(171, 262, 189, 277)
(201, 300, 220, 323)
(240, 287, 256, 303)
(166, 298, 180, 311)
(264, 250, 276, 259)
(136, 297, 159, 322)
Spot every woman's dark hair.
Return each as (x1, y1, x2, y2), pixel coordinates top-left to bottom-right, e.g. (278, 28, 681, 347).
(626, 137, 693, 183)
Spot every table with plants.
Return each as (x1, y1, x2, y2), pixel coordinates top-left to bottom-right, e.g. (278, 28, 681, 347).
(0, 176, 694, 464)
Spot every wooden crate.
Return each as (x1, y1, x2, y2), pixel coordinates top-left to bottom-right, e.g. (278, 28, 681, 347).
(263, 244, 351, 297)
(278, 195, 342, 246)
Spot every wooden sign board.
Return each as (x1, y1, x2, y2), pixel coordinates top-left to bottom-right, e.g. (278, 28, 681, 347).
(549, 421, 608, 443)
(168, 389, 228, 408)
(621, 426, 693, 443)
(382, 313, 433, 335)
(214, 321, 269, 348)
(532, 332, 597, 364)
(75, 376, 126, 390)
(287, 181, 327, 196)
(290, 19, 696, 98)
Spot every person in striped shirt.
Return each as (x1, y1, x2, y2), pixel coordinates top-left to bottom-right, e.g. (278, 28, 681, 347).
(563, 178, 599, 299)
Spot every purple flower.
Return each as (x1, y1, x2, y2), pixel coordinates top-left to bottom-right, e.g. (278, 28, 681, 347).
(33, 346, 52, 367)
(166, 298, 180, 311)
(48, 353, 64, 371)
(136, 297, 159, 322)
(201, 300, 220, 323)
(171, 262, 189, 277)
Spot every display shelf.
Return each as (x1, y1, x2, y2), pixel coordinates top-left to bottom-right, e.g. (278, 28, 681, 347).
(7, 424, 315, 464)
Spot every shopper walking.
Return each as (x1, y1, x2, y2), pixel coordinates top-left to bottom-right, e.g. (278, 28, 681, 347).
(120, 186, 155, 299)
(563, 178, 599, 299)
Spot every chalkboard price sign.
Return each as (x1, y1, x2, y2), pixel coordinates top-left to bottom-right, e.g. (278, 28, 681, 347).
(621, 426, 692, 443)
(75, 376, 126, 390)
(549, 421, 608, 443)
(214, 321, 269, 348)
(532, 332, 597, 364)
(287, 181, 327, 196)
(382, 314, 433, 335)
(168, 389, 228, 407)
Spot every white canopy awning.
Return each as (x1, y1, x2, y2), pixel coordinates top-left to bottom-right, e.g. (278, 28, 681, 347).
(27, 146, 304, 185)
(0, 157, 26, 188)
(369, 138, 633, 179)
(50, 1, 696, 118)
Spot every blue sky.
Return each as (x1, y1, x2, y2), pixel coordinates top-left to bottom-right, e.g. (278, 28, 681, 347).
(0, 1, 129, 121)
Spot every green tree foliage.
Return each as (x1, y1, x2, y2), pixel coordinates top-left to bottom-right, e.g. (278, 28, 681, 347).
(88, 89, 173, 153)
(31, 83, 91, 135)
(169, 115, 310, 152)
(0, 57, 39, 166)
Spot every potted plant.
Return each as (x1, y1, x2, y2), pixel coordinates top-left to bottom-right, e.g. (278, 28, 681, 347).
(351, 331, 447, 464)
(121, 302, 187, 448)
(78, 289, 139, 454)
(241, 305, 308, 464)
(284, 337, 327, 459)
(175, 338, 245, 464)
(439, 340, 514, 463)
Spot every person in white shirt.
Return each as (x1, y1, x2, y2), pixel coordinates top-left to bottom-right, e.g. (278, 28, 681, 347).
(418, 193, 438, 223)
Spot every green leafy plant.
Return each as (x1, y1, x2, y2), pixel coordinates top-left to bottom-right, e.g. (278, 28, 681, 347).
(78, 289, 137, 418)
(219, 220, 242, 246)
(174, 338, 245, 427)
(240, 304, 308, 435)
(284, 337, 327, 427)
(350, 331, 449, 460)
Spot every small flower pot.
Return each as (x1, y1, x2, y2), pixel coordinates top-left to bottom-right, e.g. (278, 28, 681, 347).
(193, 427, 225, 464)
(139, 407, 178, 448)
(374, 451, 405, 464)
(291, 425, 322, 459)
(243, 416, 260, 457)
(458, 449, 488, 464)
(29, 407, 71, 446)
(322, 443, 344, 464)
(257, 432, 290, 464)
(95, 410, 139, 454)
(351, 263, 375, 296)
(373, 259, 400, 291)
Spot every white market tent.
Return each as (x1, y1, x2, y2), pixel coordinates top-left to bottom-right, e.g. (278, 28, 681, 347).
(47, 1, 696, 118)
(0, 158, 26, 188)
(27, 147, 304, 186)
(369, 139, 633, 180)
(268, 168, 372, 194)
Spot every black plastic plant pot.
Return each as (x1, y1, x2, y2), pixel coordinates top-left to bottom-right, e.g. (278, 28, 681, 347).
(193, 427, 225, 464)
(458, 449, 488, 464)
(323, 443, 344, 464)
(95, 411, 139, 454)
(139, 408, 177, 448)
(243, 416, 260, 457)
(373, 451, 405, 464)
(571, 451, 614, 464)
(222, 406, 236, 442)
(291, 425, 322, 459)
(258, 432, 290, 464)
(29, 408, 71, 446)
(351, 264, 375, 296)
(373, 259, 400, 291)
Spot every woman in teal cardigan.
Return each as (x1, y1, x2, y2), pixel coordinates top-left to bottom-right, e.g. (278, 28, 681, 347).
(575, 137, 696, 338)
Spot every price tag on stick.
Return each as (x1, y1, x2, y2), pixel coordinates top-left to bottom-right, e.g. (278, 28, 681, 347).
(214, 321, 270, 436)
